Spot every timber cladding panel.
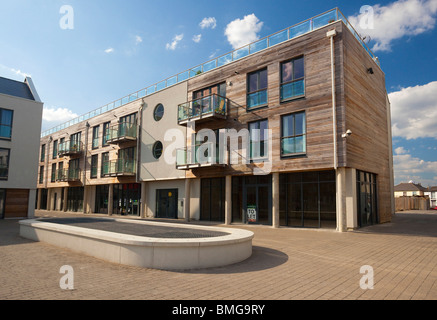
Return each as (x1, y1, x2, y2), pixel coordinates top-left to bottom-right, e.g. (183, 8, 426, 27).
(342, 22, 392, 223)
(185, 22, 345, 179)
(5, 189, 29, 218)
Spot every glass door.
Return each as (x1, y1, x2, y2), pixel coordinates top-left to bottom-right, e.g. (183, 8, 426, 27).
(156, 189, 178, 219)
(243, 176, 272, 225)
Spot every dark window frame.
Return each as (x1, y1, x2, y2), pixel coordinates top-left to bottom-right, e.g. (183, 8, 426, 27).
(0, 148, 10, 180)
(247, 68, 268, 110)
(153, 104, 164, 122)
(0, 108, 14, 140)
(280, 111, 307, 158)
(280, 56, 305, 102)
(102, 122, 110, 147)
(248, 119, 269, 161)
(92, 125, 100, 150)
(152, 141, 163, 160)
(91, 154, 98, 179)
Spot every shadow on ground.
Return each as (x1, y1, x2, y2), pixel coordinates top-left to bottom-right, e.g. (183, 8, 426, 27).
(356, 211, 437, 238)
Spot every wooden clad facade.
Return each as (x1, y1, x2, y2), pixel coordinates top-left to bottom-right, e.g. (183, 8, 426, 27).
(36, 19, 394, 229)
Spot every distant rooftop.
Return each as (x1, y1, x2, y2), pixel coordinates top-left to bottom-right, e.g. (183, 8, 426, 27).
(394, 183, 427, 192)
(41, 7, 380, 138)
(0, 76, 35, 101)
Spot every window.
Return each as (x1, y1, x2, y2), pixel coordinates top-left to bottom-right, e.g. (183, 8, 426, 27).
(249, 119, 268, 159)
(91, 155, 98, 178)
(101, 152, 109, 177)
(281, 112, 306, 156)
(281, 56, 305, 101)
(0, 148, 10, 179)
(40, 144, 46, 162)
(51, 163, 56, 182)
(92, 126, 99, 149)
(70, 132, 81, 152)
(152, 141, 163, 159)
(0, 108, 13, 139)
(102, 122, 110, 146)
(39, 166, 44, 184)
(153, 104, 164, 121)
(247, 69, 268, 109)
(52, 140, 58, 159)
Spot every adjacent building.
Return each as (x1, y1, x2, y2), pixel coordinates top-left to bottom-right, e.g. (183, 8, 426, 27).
(0, 76, 43, 219)
(394, 182, 427, 198)
(36, 8, 395, 231)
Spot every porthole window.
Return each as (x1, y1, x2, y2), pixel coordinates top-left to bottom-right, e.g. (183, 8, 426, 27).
(154, 104, 164, 121)
(153, 141, 163, 159)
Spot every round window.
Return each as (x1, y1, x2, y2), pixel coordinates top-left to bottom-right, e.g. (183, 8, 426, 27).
(153, 141, 163, 159)
(154, 104, 164, 121)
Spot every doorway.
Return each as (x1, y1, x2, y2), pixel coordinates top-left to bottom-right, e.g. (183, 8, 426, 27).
(156, 189, 178, 219)
(242, 175, 272, 225)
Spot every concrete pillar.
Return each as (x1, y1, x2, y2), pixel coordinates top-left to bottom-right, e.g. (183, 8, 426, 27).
(108, 184, 113, 216)
(272, 172, 280, 228)
(336, 168, 357, 232)
(63, 187, 68, 212)
(225, 175, 232, 225)
(184, 178, 191, 222)
(141, 181, 147, 218)
(36, 188, 42, 210)
(83, 186, 88, 214)
(47, 189, 52, 211)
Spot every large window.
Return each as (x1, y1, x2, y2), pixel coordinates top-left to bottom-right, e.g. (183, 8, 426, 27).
(91, 155, 98, 178)
(102, 122, 110, 146)
(200, 178, 225, 222)
(0, 148, 10, 179)
(39, 166, 44, 184)
(247, 68, 267, 109)
(101, 152, 109, 177)
(281, 111, 306, 156)
(0, 108, 13, 139)
(92, 126, 99, 149)
(40, 144, 46, 162)
(52, 140, 58, 159)
(51, 163, 56, 182)
(249, 119, 268, 159)
(357, 171, 378, 227)
(280, 56, 305, 101)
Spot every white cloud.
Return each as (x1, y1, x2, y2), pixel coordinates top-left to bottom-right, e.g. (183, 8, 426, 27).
(394, 152, 437, 185)
(200, 17, 217, 29)
(395, 146, 408, 154)
(135, 35, 143, 45)
(0, 64, 31, 79)
(389, 81, 437, 140)
(225, 14, 263, 49)
(192, 34, 202, 43)
(43, 107, 78, 123)
(166, 34, 184, 50)
(348, 0, 437, 52)
(104, 48, 114, 54)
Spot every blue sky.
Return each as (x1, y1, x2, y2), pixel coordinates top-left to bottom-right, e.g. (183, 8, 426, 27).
(1, 0, 436, 186)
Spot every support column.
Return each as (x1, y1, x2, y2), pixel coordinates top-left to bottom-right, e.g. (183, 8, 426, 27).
(83, 186, 88, 214)
(184, 179, 191, 222)
(336, 168, 357, 232)
(47, 189, 52, 211)
(272, 172, 280, 228)
(63, 187, 68, 212)
(28, 189, 36, 218)
(36, 188, 42, 210)
(225, 175, 232, 225)
(141, 181, 147, 219)
(108, 184, 113, 216)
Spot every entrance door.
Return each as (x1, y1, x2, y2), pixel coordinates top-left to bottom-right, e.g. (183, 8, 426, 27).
(156, 189, 178, 219)
(243, 177, 271, 225)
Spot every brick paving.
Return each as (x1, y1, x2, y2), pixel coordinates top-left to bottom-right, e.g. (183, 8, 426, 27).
(0, 210, 436, 300)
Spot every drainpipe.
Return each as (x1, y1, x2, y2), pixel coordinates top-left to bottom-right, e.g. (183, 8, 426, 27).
(137, 99, 145, 183)
(83, 122, 89, 214)
(327, 29, 338, 170)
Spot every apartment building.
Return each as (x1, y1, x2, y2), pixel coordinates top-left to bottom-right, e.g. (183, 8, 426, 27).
(0, 76, 43, 219)
(36, 9, 394, 230)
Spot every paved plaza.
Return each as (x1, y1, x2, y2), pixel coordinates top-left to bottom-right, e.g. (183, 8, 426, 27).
(1, 210, 436, 300)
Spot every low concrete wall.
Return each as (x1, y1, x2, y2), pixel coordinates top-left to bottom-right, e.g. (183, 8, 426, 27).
(19, 218, 253, 270)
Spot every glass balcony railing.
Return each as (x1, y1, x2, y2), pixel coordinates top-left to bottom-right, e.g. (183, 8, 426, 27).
(56, 168, 81, 182)
(178, 94, 228, 124)
(280, 79, 305, 101)
(42, 8, 380, 138)
(102, 158, 136, 177)
(58, 141, 83, 157)
(106, 122, 137, 144)
(176, 142, 227, 169)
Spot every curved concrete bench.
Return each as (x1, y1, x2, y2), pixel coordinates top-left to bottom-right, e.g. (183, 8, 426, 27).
(19, 217, 254, 270)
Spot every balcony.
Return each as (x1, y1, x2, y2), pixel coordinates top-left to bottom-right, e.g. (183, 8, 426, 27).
(176, 142, 227, 170)
(56, 168, 81, 182)
(58, 141, 83, 157)
(178, 94, 228, 125)
(106, 122, 137, 145)
(102, 158, 136, 177)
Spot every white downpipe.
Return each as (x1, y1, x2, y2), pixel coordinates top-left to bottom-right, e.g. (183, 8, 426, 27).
(327, 29, 337, 170)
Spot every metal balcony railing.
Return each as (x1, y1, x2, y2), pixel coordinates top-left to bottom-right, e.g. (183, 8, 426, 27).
(178, 94, 228, 125)
(176, 142, 227, 170)
(58, 141, 83, 157)
(106, 122, 137, 144)
(102, 158, 136, 177)
(56, 168, 81, 182)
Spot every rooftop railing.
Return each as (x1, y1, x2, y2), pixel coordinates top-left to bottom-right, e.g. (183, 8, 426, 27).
(41, 8, 379, 138)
